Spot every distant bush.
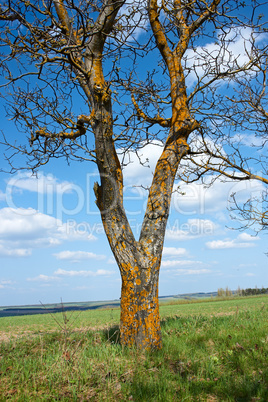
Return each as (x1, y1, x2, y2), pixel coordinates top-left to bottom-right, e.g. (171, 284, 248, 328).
(217, 287, 268, 298)
(217, 287, 233, 297)
(241, 287, 268, 296)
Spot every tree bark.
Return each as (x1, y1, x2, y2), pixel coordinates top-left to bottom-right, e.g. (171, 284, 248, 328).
(120, 261, 162, 349)
(86, 0, 199, 350)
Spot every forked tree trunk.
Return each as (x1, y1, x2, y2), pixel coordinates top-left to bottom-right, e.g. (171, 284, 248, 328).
(86, 1, 198, 349)
(92, 97, 194, 348)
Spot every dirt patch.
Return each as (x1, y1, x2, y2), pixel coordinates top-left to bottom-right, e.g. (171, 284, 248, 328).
(0, 333, 12, 343)
(0, 330, 38, 343)
(213, 311, 236, 317)
(0, 325, 114, 344)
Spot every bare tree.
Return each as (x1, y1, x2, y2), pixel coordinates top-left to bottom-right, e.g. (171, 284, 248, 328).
(0, 0, 267, 349)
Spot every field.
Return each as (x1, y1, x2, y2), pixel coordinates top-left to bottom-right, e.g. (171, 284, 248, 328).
(0, 296, 267, 401)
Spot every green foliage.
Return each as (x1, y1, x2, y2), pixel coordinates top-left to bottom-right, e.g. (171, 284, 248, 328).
(241, 287, 268, 296)
(0, 296, 267, 401)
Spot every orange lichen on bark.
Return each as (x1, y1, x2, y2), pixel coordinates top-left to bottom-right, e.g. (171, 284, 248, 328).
(54, 0, 71, 34)
(148, 0, 172, 65)
(120, 277, 162, 349)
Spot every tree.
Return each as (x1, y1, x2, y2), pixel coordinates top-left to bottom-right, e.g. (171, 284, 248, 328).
(0, 0, 267, 349)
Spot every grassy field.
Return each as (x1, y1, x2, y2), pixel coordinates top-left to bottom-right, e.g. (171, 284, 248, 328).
(0, 295, 267, 401)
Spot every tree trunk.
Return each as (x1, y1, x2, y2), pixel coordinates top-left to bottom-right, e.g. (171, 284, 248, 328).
(87, 7, 197, 349)
(120, 258, 162, 349)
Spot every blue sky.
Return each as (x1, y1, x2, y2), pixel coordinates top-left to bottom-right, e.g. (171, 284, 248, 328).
(0, 2, 267, 307)
(0, 138, 267, 307)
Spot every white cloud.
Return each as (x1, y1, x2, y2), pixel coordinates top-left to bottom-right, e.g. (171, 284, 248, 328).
(0, 244, 31, 258)
(238, 263, 257, 268)
(237, 233, 259, 242)
(27, 268, 115, 282)
(27, 274, 60, 282)
(171, 176, 264, 216)
(206, 239, 249, 249)
(0, 207, 62, 241)
(185, 27, 266, 87)
(206, 233, 258, 250)
(6, 171, 74, 195)
(118, 138, 264, 230)
(54, 250, 106, 262)
(0, 207, 96, 258)
(118, 1, 148, 41)
(166, 218, 217, 241)
(173, 269, 211, 276)
(232, 133, 268, 149)
(119, 137, 264, 222)
(162, 247, 187, 257)
(162, 259, 203, 268)
(1, 280, 14, 285)
(54, 268, 114, 277)
(245, 273, 256, 277)
(120, 141, 163, 188)
(0, 280, 15, 288)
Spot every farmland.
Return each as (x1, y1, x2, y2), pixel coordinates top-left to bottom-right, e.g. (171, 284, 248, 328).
(0, 295, 267, 401)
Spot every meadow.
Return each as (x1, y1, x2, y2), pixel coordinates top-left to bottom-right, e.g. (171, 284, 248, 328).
(0, 295, 267, 401)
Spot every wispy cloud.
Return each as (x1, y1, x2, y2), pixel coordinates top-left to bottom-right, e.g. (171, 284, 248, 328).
(117, 1, 148, 42)
(27, 274, 60, 282)
(173, 269, 211, 276)
(120, 141, 163, 189)
(166, 219, 217, 241)
(0, 207, 96, 258)
(54, 250, 106, 262)
(27, 268, 115, 282)
(185, 27, 267, 87)
(0, 280, 15, 288)
(0, 244, 31, 258)
(162, 259, 204, 268)
(206, 239, 251, 249)
(162, 247, 188, 257)
(6, 171, 74, 195)
(206, 233, 259, 250)
(54, 268, 114, 277)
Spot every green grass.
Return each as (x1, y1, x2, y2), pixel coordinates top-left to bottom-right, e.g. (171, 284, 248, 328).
(0, 295, 267, 401)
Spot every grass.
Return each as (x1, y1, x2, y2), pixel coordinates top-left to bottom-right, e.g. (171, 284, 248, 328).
(0, 295, 267, 401)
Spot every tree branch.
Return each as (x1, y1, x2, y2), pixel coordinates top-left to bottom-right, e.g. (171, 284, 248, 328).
(131, 92, 171, 128)
(30, 114, 92, 144)
(148, 0, 172, 67)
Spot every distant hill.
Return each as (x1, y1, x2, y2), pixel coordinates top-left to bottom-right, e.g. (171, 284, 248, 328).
(0, 300, 120, 318)
(0, 291, 222, 318)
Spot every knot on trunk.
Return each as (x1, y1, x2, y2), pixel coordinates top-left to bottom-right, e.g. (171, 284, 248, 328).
(167, 118, 200, 146)
(93, 83, 111, 104)
(93, 181, 102, 209)
(147, 210, 169, 220)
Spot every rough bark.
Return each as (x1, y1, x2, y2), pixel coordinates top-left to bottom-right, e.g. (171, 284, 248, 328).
(89, 0, 200, 349)
(17, 0, 219, 349)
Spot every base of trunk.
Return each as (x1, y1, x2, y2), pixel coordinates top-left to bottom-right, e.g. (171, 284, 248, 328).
(120, 277, 162, 350)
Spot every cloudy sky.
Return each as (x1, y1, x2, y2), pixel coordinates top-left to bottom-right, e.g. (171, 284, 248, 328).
(0, 137, 267, 307)
(0, 3, 267, 307)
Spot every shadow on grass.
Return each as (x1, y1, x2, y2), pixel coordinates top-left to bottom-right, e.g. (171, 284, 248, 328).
(103, 316, 183, 346)
(160, 314, 183, 328)
(102, 325, 121, 345)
